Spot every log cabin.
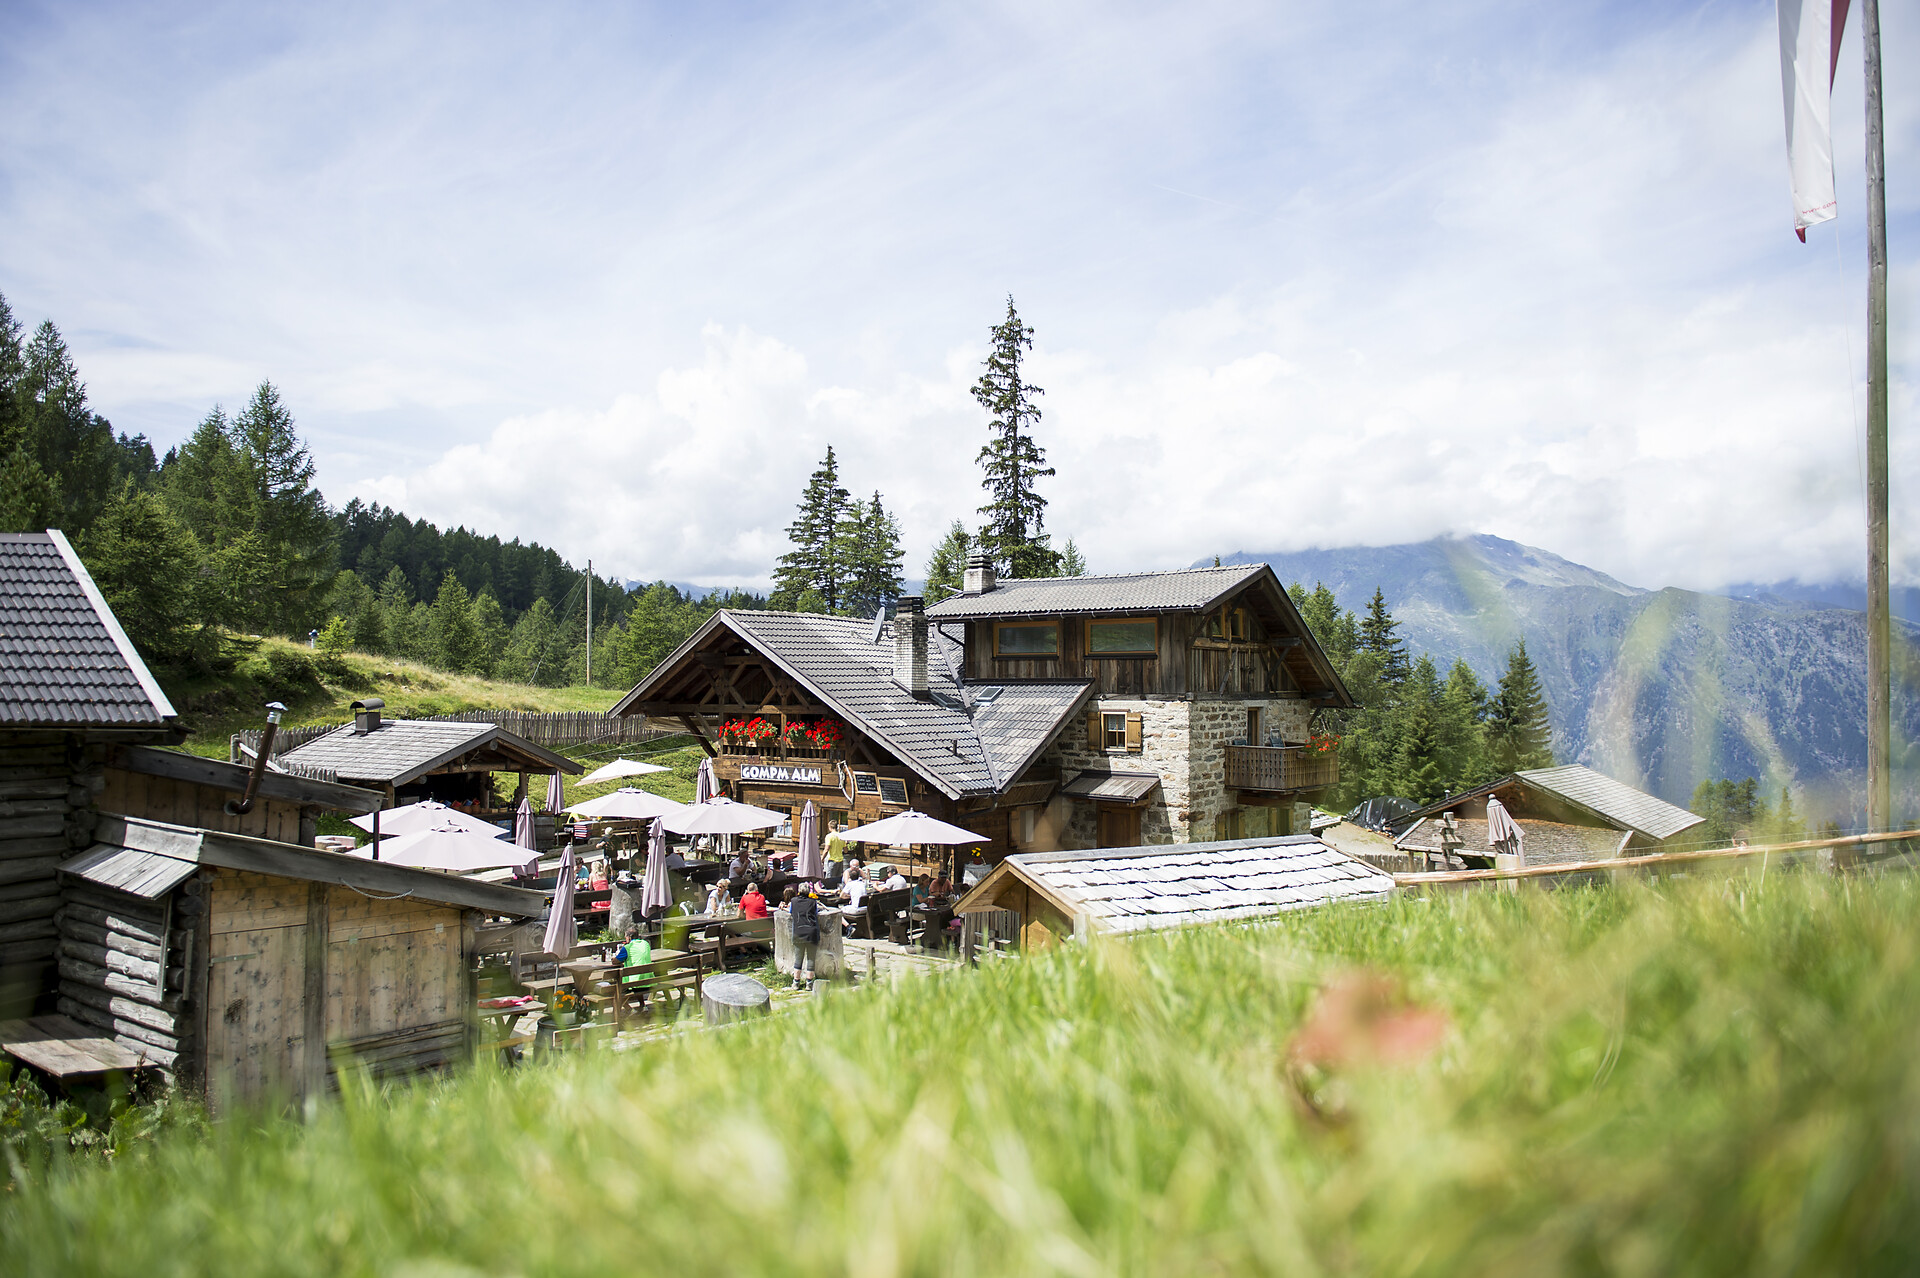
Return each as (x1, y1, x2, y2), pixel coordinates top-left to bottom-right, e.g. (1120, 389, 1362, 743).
(1393, 764, 1708, 869)
(0, 531, 547, 1103)
(609, 557, 1353, 864)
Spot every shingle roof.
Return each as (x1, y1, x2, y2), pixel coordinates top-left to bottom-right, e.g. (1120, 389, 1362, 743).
(1515, 764, 1705, 842)
(1397, 815, 1627, 867)
(0, 532, 176, 729)
(279, 720, 578, 788)
(1060, 770, 1162, 802)
(963, 835, 1395, 935)
(713, 611, 1094, 800)
(924, 564, 1267, 619)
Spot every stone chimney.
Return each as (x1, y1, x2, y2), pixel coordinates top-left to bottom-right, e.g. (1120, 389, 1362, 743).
(893, 596, 929, 698)
(962, 553, 997, 595)
(351, 697, 385, 735)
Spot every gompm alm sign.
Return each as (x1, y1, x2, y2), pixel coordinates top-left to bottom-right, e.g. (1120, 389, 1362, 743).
(739, 763, 825, 785)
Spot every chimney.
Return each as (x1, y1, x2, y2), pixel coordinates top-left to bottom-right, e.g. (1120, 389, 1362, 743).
(351, 697, 385, 735)
(962, 553, 997, 595)
(893, 596, 929, 698)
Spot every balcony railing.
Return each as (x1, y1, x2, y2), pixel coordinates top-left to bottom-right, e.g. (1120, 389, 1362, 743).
(1224, 744, 1339, 793)
(716, 742, 841, 762)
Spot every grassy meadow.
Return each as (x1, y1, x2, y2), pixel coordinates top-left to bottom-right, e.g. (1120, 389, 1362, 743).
(5, 871, 1918, 1276)
(157, 635, 621, 756)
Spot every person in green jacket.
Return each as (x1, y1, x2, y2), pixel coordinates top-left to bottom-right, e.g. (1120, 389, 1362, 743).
(618, 924, 653, 1013)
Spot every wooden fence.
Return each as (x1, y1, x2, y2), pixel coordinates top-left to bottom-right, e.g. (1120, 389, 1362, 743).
(233, 712, 680, 765)
(1392, 828, 1920, 888)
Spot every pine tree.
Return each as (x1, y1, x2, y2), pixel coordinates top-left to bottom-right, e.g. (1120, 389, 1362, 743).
(1289, 582, 1358, 670)
(469, 590, 510, 676)
(1058, 538, 1088, 576)
(430, 572, 482, 673)
(841, 491, 903, 618)
(498, 597, 558, 684)
(972, 297, 1057, 578)
(227, 382, 336, 632)
(1358, 588, 1411, 685)
(1435, 659, 1493, 791)
(1488, 639, 1553, 771)
(923, 521, 972, 603)
(77, 483, 206, 662)
(772, 447, 852, 612)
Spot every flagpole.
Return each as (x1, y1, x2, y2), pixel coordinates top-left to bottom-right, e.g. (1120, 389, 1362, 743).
(1863, 0, 1891, 835)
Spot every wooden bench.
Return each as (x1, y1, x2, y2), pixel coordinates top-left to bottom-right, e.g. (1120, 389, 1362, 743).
(850, 888, 913, 940)
(689, 917, 775, 972)
(612, 953, 706, 1029)
(0, 1014, 153, 1080)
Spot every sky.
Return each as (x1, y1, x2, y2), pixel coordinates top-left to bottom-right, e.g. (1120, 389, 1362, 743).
(2, 0, 1916, 595)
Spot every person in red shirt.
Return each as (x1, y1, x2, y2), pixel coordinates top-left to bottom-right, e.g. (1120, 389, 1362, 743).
(740, 882, 769, 919)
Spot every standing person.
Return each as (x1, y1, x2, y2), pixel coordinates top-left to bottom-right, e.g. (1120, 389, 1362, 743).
(790, 886, 822, 989)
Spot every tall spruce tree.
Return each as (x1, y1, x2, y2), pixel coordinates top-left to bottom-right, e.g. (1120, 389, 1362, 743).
(972, 297, 1057, 578)
(773, 446, 853, 612)
(1058, 538, 1088, 576)
(1488, 639, 1553, 771)
(227, 381, 336, 631)
(78, 483, 206, 662)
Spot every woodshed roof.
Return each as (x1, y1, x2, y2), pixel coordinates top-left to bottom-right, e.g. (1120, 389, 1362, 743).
(0, 531, 177, 731)
(107, 745, 386, 814)
(956, 835, 1395, 934)
(63, 814, 547, 915)
(278, 720, 579, 788)
(1515, 765, 1704, 842)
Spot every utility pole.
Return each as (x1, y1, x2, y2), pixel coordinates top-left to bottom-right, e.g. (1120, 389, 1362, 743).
(1864, 0, 1891, 834)
(585, 559, 593, 689)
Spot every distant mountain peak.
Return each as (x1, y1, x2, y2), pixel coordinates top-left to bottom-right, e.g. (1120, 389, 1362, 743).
(1201, 533, 1643, 599)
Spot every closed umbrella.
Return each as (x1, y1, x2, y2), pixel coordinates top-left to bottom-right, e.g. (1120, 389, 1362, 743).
(663, 796, 785, 837)
(580, 757, 671, 785)
(513, 795, 540, 876)
(642, 817, 673, 914)
(796, 800, 822, 880)
(544, 844, 578, 958)
(349, 800, 505, 840)
(1486, 797, 1526, 868)
(695, 757, 715, 805)
(354, 825, 535, 873)
(544, 771, 566, 813)
(566, 788, 687, 822)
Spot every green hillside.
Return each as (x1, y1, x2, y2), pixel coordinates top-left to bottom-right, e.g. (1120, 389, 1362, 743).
(4, 872, 1916, 1274)
(160, 636, 623, 757)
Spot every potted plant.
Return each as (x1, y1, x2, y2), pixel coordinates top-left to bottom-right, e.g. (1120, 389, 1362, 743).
(549, 988, 581, 1028)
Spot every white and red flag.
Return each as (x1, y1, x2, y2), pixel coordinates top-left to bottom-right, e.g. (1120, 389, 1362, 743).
(1777, 0, 1853, 239)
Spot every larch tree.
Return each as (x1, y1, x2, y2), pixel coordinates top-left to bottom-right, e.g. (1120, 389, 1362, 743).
(972, 297, 1057, 578)
(923, 521, 973, 604)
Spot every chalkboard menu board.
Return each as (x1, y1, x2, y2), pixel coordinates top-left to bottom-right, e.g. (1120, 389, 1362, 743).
(854, 772, 880, 794)
(877, 777, 909, 806)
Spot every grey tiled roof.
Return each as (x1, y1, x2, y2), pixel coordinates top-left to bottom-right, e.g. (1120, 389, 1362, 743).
(925, 564, 1267, 619)
(1397, 815, 1627, 867)
(0, 532, 176, 728)
(988, 835, 1395, 934)
(721, 611, 1094, 799)
(279, 720, 578, 787)
(1516, 764, 1705, 842)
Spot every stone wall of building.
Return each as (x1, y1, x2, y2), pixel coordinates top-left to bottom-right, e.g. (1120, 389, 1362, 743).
(1037, 694, 1315, 849)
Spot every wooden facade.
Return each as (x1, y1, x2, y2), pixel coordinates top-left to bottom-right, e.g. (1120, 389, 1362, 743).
(53, 816, 542, 1109)
(948, 587, 1325, 702)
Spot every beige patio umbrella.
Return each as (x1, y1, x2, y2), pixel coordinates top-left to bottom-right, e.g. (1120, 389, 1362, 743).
(579, 757, 672, 785)
(663, 796, 785, 837)
(1486, 797, 1526, 869)
(566, 788, 688, 822)
(351, 825, 533, 873)
(349, 800, 505, 840)
(844, 810, 988, 880)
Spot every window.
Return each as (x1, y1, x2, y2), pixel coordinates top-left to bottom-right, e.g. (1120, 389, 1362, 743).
(1206, 607, 1252, 641)
(1246, 708, 1262, 744)
(1103, 712, 1128, 748)
(1088, 709, 1145, 753)
(1087, 617, 1157, 656)
(877, 777, 909, 806)
(994, 621, 1059, 657)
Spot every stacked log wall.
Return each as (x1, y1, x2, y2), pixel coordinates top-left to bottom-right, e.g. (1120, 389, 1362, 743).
(52, 880, 196, 1072)
(0, 735, 108, 1017)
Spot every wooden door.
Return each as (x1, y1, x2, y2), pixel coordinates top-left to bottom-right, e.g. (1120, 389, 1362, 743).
(1096, 806, 1142, 849)
(203, 871, 315, 1111)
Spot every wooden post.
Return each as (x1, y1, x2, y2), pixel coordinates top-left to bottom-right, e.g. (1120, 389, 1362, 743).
(301, 882, 329, 1105)
(1863, 0, 1891, 838)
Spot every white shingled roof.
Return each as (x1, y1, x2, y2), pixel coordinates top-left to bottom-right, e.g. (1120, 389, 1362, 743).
(1514, 764, 1705, 842)
(960, 835, 1395, 935)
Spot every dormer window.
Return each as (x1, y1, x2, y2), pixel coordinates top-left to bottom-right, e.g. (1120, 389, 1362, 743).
(994, 621, 1059, 657)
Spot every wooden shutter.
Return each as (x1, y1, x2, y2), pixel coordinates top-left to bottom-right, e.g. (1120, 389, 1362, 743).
(1088, 710, 1103, 750)
(1124, 712, 1144, 752)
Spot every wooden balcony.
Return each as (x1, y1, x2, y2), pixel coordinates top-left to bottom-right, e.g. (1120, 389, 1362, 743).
(1224, 744, 1338, 794)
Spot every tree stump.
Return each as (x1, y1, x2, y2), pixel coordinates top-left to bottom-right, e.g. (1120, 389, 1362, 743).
(701, 973, 770, 1026)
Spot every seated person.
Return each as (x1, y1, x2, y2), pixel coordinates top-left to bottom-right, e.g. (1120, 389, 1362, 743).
(881, 865, 909, 894)
(617, 924, 653, 1006)
(703, 880, 731, 916)
(729, 850, 751, 882)
(929, 873, 953, 901)
(842, 866, 870, 911)
(740, 882, 769, 919)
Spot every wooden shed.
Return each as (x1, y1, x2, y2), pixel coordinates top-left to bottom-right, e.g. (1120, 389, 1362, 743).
(52, 814, 544, 1108)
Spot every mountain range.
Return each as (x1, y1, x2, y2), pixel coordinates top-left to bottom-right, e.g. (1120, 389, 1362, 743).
(1206, 535, 1918, 823)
